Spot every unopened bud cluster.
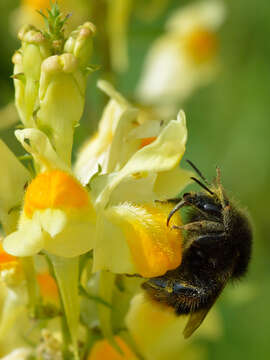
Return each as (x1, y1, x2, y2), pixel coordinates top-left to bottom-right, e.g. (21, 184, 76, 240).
(12, 17, 96, 165)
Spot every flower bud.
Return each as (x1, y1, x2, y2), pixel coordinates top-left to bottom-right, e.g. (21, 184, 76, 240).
(64, 22, 96, 68)
(36, 53, 86, 165)
(12, 25, 51, 127)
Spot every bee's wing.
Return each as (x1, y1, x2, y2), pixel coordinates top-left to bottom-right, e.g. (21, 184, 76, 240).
(183, 274, 231, 339)
(183, 304, 213, 338)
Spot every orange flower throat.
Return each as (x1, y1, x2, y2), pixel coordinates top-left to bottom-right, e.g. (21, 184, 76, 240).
(24, 170, 89, 218)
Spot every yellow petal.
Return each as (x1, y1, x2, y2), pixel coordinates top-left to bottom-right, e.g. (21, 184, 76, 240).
(15, 128, 69, 173)
(24, 170, 90, 218)
(75, 80, 135, 185)
(0, 140, 31, 234)
(126, 292, 222, 360)
(95, 111, 187, 208)
(43, 217, 95, 257)
(154, 166, 193, 200)
(93, 214, 136, 274)
(184, 27, 218, 64)
(34, 208, 95, 257)
(125, 293, 187, 360)
(37, 271, 59, 305)
(121, 111, 187, 177)
(3, 221, 44, 257)
(101, 173, 157, 206)
(0, 243, 19, 271)
(88, 336, 138, 360)
(100, 202, 182, 277)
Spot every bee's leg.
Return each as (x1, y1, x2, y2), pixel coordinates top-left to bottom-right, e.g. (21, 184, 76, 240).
(155, 198, 181, 204)
(222, 205, 233, 232)
(172, 220, 224, 234)
(167, 199, 190, 225)
(192, 233, 226, 248)
(172, 283, 209, 314)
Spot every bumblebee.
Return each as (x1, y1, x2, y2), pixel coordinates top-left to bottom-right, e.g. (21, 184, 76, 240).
(142, 160, 252, 338)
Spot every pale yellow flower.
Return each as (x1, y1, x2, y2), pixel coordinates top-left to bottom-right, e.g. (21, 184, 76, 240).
(136, 0, 226, 110)
(4, 163, 95, 258)
(75, 81, 192, 277)
(2, 129, 96, 359)
(125, 293, 222, 360)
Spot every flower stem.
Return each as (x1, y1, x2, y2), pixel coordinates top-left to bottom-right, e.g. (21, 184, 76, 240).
(49, 255, 80, 360)
(20, 256, 39, 312)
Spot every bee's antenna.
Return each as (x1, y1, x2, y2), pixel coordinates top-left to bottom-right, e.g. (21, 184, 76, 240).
(215, 166, 226, 207)
(216, 166, 221, 186)
(191, 177, 214, 195)
(186, 160, 210, 185)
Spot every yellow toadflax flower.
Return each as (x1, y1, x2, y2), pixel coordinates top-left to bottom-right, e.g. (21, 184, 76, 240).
(125, 293, 222, 360)
(4, 162, 95, 258)
(75, 81, 192, 278)
(136, 0, 226, 110)
(2, 127, 96, 359)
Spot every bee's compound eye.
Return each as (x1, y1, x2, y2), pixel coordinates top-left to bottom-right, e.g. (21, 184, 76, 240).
(203, 202, 221, 215)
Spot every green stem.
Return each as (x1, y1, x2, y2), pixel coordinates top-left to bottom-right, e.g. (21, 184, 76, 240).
(98, 271, 122, 354)
(49, 255, 80, 360)
(20, 257, 39, 313)
(60, 307, 72, 359)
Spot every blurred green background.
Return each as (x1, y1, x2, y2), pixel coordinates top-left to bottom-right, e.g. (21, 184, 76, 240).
(0, 0, 269, 359)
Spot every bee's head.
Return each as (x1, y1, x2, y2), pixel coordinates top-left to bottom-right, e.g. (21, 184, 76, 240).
(181, 191, 223, 218)
(167, 161, 228, 226)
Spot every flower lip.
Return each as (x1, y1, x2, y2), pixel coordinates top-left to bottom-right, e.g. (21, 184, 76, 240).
(184, 27, 217, 64)
(88, 336, 137, 360)
(24, 170, 90, 218)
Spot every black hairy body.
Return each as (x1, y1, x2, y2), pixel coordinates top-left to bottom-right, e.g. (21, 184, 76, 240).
(142, 162, 252, 338)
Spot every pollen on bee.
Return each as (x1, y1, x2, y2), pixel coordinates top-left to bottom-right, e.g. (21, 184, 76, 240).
(184, 28, 217, 64)
(24, 170, 89, 218)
